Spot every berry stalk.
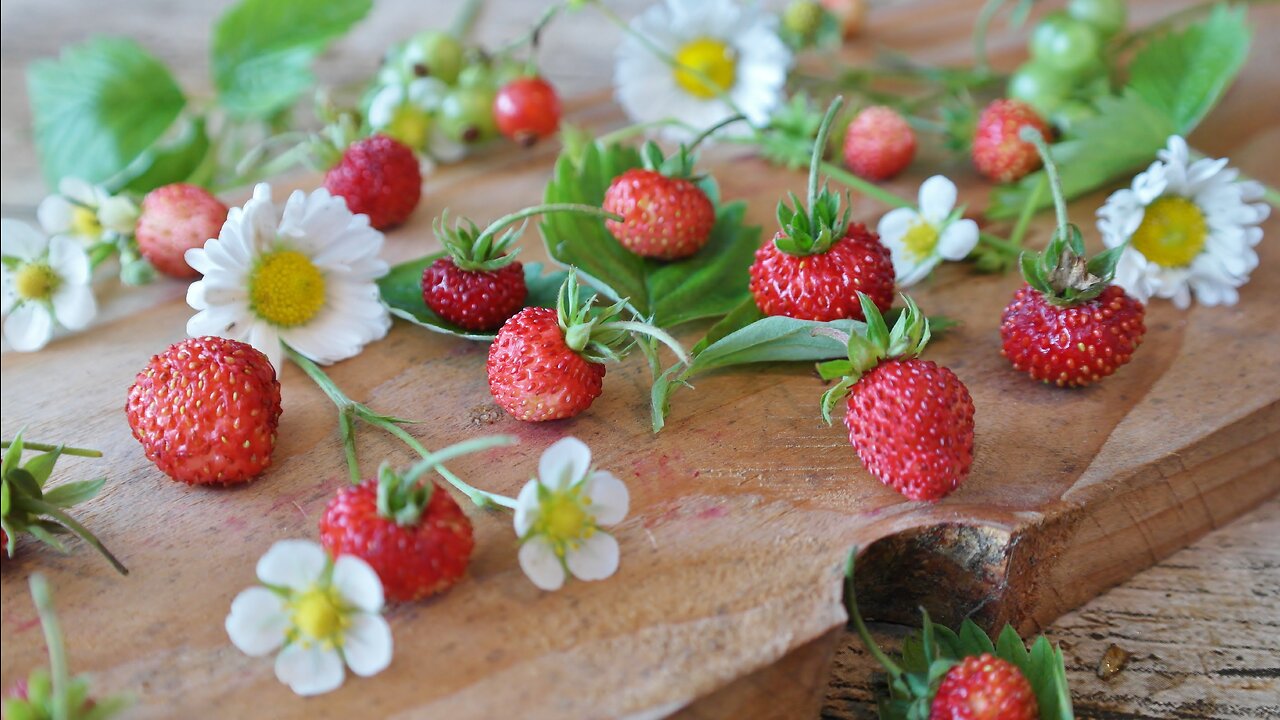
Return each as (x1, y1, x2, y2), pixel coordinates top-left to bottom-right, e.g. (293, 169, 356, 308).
(1019, 126, 1070, 243)
(30, 574, 72, 720)
(13, 498, 128, 576)
(0, 441, 101, 458)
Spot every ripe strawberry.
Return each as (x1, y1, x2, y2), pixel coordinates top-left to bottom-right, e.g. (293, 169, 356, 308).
(1000, 128, 1144, 387)
(135, 184, 229, 279)
(324, 134, 422, 230)
(931, 654, 1039, 720)
(819, 296, 974, 501)
(126, 336, 282, 485)
(487, 270, 686, 422)
(750, 98, 895, 321)
(842, 105, 916, 181)
(319, 464, 474, 602)
(603, 142, 716, 260)
(972, 99, 1049, 183)
(493, 76, 562, 147)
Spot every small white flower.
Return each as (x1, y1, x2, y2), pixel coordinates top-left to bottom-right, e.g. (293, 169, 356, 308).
(1, 220, 96, 352)
(184, 183, 391, 373)
(1098, 136, 1269, 308)
(226, 540, 393, 697)
(37, 177, 138, 244)
(368, 78, 465, 162)
(877, 175, 979, 287)
(615, 0, 792, 142)
(513, 438, 629, 591)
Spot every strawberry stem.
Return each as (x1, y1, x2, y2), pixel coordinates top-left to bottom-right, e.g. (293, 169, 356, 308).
(30, 574, 72, 720)
(0, 441, 101, 458)
(16, 498, 128, 576)
(808, 97, 845, 231)
(1019, 126, 1070, 243)
(477, 203, 621, 247)
(686, 113, 748, 154)
(845, 549, 906, 679)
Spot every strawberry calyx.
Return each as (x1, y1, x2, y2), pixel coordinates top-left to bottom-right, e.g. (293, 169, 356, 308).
(374, 435, 519, 526)
(636, 113, 745, 180)
(556, 269, 690, 366)
(1017, 127, 1122, 307)
(435, 203, 618, 272)
(774, 96, 853, 256)
(815, 293, 930, 424)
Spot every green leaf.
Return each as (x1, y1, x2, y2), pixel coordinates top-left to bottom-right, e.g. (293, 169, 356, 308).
(212, 0, 372, 118)
(27, 38, 186, 187)
(956, 619, 996, 656)
(685, 315, 863, 375)
(379, 257, 590, 341)
(541, 141, 762, 328)
(988, 92, 1176, 219)
(42, 478, 106, 509)
(23, 449, 61, 488)
(114, 116, 213, 194)
(995, 624, 1032, 668)
(1127, 4, 1250, 133)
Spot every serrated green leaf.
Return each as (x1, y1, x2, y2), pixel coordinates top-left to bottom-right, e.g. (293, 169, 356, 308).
(212, 0, 372, 118)
(378, 258, 585, 341)
(27, 38, 186, 187)
(114, 116, 212, 194)
(42, 478, 106, 509)
(542, 141, 761, 328)
(1128, 5, 1250, 133)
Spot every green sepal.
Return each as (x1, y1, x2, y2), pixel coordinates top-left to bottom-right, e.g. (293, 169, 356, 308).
(375, 461, 436, 527)
(554, 268, 688, 366)
(42, 479, 106, 509)
(772, 97, 852, 257)
(25, 448, 64, 488)
(434, 211, 522, 272)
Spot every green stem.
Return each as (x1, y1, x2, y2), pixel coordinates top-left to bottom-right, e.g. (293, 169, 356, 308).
(375, 420, 518, 509)
(479, 203, 622, 245)
(808, 98, 846, 228)
(449, 0, 485, 39)
(818, 162, 912, 209)
(30, 575, 71, 720)
(598, 119, 702, 146)
(608, 320, 690, 365)
(686, 114, 748, 153)
(493, 1, 563, 55)
(844, 550, 905, 679)
(0, 441, 101, 458)
(1020, 127, 1070, 240)
(978, 231, 1022, 256)
(971, 0, 1007, 75)
(18, 498, 128, 575)
(1007, 174, 1047, 251)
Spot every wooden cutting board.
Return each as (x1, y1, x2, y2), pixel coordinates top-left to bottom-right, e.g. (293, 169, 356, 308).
(3, 9, 1279, 720)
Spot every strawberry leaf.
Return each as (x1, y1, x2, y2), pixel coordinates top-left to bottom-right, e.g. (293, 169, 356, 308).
(541, 141, 761, 328)
(378, 257, 588, 341)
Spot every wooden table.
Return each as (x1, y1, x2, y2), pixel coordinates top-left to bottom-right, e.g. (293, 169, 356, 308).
(2, 1, 1278, 718)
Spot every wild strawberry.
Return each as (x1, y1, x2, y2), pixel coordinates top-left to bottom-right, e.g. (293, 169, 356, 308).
(422, 204, 613, 331)
(603, 142, 716, 260)
(493, 76, 562, 147)
(135, 184, 229, 279)
(323, 134, 422, 230)
(1000, 127, 1145, 386)
(931, 654, 1039, 720)
(126, 336, 282, 485)
(972, 99, 1049, 183)
(842, 105, 916, 181)
(750, 98, 896, 321)
(487, 270, 687, 421)
(320, 462, 474, 602)
(818, 296, 974, 501)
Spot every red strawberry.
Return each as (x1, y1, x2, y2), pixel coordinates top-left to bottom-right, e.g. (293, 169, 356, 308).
(1000, 128, 1144, 387)
(319, 468, 474, 602)
(135, 183, 229, 279)
(603, 143, 716, 260)
(930, 654, 1038, 720)
(819, 296, 974, 501)
(487, 270, 686, 422)
(126, 336, 282, 485)
(842, 105, 916, 181)
(751, 98, 895, 321)
(324, 134, 422, 230)
(493, 76, 562, 147)
(972, 99, 1049, 183)
(424, 259, 526, 331)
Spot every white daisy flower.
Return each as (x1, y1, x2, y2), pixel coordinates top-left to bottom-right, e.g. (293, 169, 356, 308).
(368, 78, 465, 162)
(614, 0, 792, 142)
(513, 438, 630, 592)
(1, 220, 96, 352)
(1098, 136, 1270, 308)
(37, 177, 138, 244)
(226, 540, 393, 697)
(876, 175, 980, 287)
(184, 183, 391, 373)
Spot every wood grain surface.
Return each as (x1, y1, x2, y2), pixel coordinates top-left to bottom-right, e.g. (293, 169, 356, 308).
(2, 1, 1279, 718)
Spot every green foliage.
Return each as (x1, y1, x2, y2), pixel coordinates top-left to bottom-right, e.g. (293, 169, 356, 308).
(759, 94, 826, 170)
(212, 0, 373, 118)
(541, 141, 761, 328)
(114, 117, 213, 194)
(27, 38, 186, 187)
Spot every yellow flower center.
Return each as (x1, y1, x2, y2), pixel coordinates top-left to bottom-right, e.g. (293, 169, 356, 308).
(70, 205, 102, 239)
(291, 587, 347, 647)
(902, 221, 939, 262)
(385, 105, 432, 150)
(1131, 196, 1207, 268)
(249, 250, 326, 328)
(14, 263, 60, 301)
(536, 488, 595, 557)
(673, 38, 737, 99)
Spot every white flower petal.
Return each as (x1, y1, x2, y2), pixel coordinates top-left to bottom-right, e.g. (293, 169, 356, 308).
(332, 555, 384, 613)
(256, 539, 327, 591)
(917, 176, 957, 224)
(583, 471, 629, 526)
(4, 302, 54, 352)
(518, 537, 566, 591)
(225, 587, 289, 657)
(565, 532, 620, 582)
(51, 283, 95, 330)
(342, 613, 393, 677)
(876, 207, 919, 244)
(47, 235, 90, 285)
(538, 437, 592, 491)
(37, 195, 74, 235)
(513, 479, 541, 537)
(58, 178, 99, 206)
(275, 643, 345, 696)
(936, 219, 979, 261)
(98, 196, 139, 234)
(1, 220, 49, 261)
